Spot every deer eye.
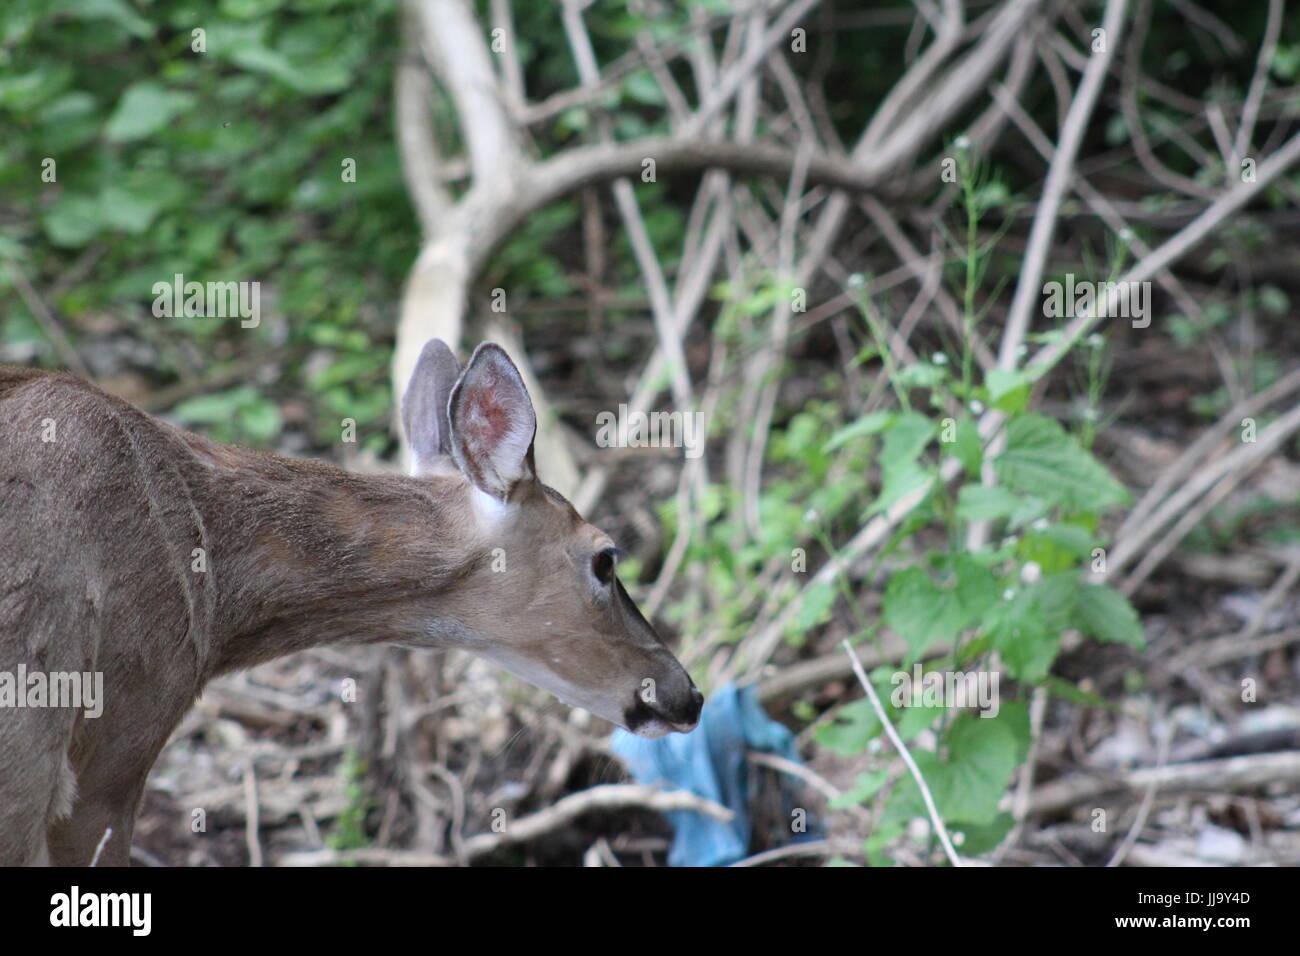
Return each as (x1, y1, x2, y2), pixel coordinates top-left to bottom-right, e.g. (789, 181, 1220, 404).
(591, 548, 620, 585)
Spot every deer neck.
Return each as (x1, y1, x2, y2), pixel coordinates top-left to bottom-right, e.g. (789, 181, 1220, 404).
(188, 440, 486, 676)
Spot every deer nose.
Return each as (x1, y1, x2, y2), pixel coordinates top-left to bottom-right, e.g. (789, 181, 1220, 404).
(685, 686, 704, 723)
(625, 680, 704, 735)
(659, 684, 703, 731)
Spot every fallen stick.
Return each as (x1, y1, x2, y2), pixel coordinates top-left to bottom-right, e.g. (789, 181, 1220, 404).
(276, 784, 732, 866)
(1027, 751, 1300, 817)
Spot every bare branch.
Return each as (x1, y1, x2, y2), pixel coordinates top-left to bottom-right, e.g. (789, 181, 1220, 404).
(996, 0, 1128, 371)
(411, 0, 520, 183)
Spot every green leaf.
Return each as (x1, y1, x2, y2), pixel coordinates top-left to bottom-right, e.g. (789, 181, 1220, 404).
(882, 556, 995, 657)
(896, 361, 947, 389)
(1019, 522, 1094, 573)
(956, 485, 1023, 522)
(994, 414, 1129, 511)
(983, 595, 1059, 683)
(985, 368, 1033, 413)
(869, 411, 936, 516)
(870, 460, 934, 516)
(951, 417, 983, 476)
(814, 698, 881, 756)
(880, 411, 935, 470)
(909, 722, 1016, 826)
(1029, 523, 1094, 557)
(97, 184, 164, 233)
(828, 770, 890, 810)
(1075, 584, 1145, 647)
(52, 0, 153, 38)
(105, 82, 194, 141)
(43, 194, 103, 247)
(893, 697, 947, 737)
(791, 581, 836, 634)
(952, 812, 1016, 855)
(824, 410, 893, 451)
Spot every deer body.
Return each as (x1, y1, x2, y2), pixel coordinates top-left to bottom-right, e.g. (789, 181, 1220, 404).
(0, 342, 701, 865)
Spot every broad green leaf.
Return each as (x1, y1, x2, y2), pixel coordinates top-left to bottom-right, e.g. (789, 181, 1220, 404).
(1029, 523, 1094, 557)
(951, 812, 1016, 855)
(792, 581, 836, 634)
(1019, 522, 1094, 573)
(896, 361, 947, 389)
(883, 556, 995, 657)
(97, 184, 164, 233)
(883, 706, 1032, 831)
(983, 595, 1058, 683)
(994, 413, 1129, 511)
(52, 0, 153, 38)
(1075, 584, 1145, 647)
(893, 698, 946, 737)
(870, 411, 937, 516)
(956, 484, 1023, 522)
(828, 770, 890, 810)
(930, 708, 1028, 825)
(880, 411, 935, 470)
(105, 82, 194, 141)
(814, 698, 881, 756)
(824, 410, 893, 451)
(986, 368, 1034, 413)
(870, 460, 934, 516)
(1026, 572, 1079, 633)
(43, 194, 103, 247)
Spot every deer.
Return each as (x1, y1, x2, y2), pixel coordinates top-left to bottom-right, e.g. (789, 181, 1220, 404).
(0, 339, 702, 866)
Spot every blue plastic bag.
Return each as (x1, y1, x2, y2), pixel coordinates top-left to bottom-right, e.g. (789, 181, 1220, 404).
(611, 682, 814, 866)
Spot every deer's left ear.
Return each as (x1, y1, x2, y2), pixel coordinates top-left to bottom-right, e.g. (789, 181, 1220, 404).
(402, 338, 462, 474)
(447, 343, 537, 500)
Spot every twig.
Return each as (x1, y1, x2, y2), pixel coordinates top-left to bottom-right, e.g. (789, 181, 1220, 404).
(996, 0, 1128, 371)
(1027, 751, 1300, 817)
(1236, 549, 1300, 643)
(1108, 400, 1300, 588)
(460, 784, 733, 858)
(747, 750, 873, 825)
(1106, 721, 1173, 867)
(841, 639, 964, 867)
(730, 838, 864, 867)
(89, 828, 114, 868)
(242, 759, 263, 867)
(1232, 0, 1283, 164)
(4, 259, 90, 377)
(993, 685, 1048, 863)
(1115, 366, 1300, 545)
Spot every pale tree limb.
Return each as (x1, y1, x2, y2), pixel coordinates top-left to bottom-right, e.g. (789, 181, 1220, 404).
(1027, 752, 1300, 817)
(1025, 129, 1300, 377)
(996, 0, 1128, 372)
(459, 784, 733, 858)
(1233, 0, 1283, 165)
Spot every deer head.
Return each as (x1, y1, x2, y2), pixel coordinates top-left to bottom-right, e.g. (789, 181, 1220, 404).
(401, 339, 703, 737)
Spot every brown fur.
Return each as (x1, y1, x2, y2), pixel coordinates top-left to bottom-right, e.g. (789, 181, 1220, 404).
(0, 367, 698, 865)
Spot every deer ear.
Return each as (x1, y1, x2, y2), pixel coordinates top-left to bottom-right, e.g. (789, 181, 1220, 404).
(447, 342, 537, 500)
(402, 339, 461, 474)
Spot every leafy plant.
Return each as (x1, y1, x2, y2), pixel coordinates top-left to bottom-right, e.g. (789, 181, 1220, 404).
(808, 149, 1141, 864)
